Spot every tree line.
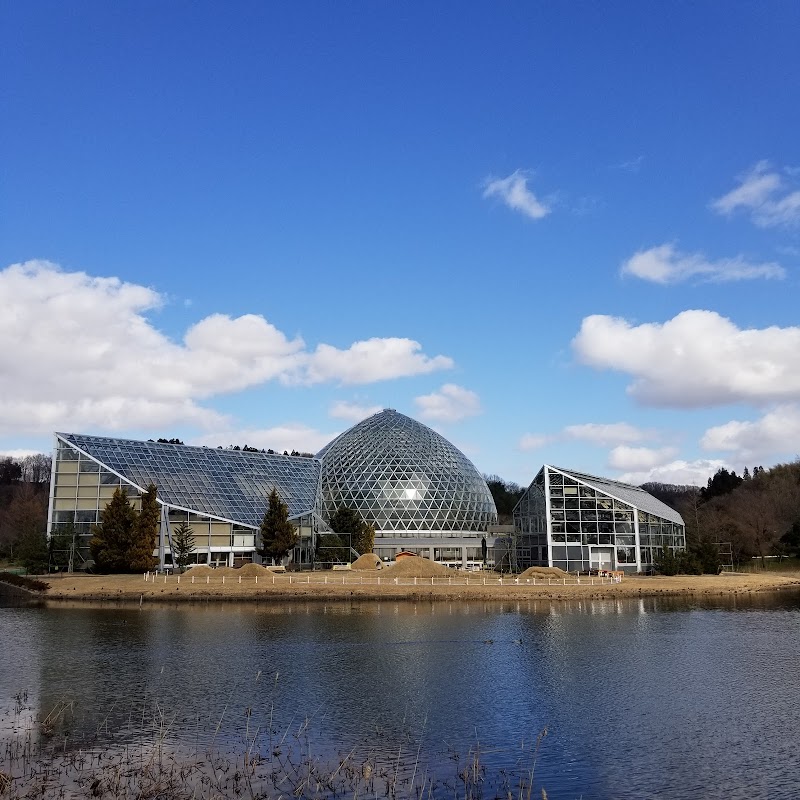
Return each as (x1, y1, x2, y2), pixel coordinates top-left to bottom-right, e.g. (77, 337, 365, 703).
(0, 454, 51, 570)
(643, 461, 800, 570)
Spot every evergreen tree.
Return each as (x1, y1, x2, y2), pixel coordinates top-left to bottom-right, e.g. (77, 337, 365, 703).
(17, 528, 49, 573)
(90, 487, 137, 572)
(315, 533, 350, 566)
(128, 484, 159, 572)
(257, 488, 298, 565)
(701, 468, 743, 501)
(171, 521, 195, 572)
(48, 523, 75, 572)
(329, 506, 375, 556)
(689, 534, 722, 574)
(654, 543, 679, 576)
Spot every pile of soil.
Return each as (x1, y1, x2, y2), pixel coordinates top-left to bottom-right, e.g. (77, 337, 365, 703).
(519, 566, 570, 579)
(185, 565, 214, 575)
(384, 558, 452, 578)
(237, 563, 271, 576)
(351, 553, 382, 571)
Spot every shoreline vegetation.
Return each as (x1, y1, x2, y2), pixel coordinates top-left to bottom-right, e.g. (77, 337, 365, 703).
(18, 569, 800, 604)
(1, 691, 550, 800)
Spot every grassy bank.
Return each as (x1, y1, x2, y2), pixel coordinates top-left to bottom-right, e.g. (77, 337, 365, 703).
(38, 570, 800, 604)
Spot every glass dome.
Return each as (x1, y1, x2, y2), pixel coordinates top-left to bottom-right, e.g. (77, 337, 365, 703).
(316, 409, 498, 532)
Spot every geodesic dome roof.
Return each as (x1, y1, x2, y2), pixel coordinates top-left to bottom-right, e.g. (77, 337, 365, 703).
(316, 409, 497, 532)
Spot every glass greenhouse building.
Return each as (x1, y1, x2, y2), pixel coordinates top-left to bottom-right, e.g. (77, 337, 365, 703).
(317, 409, 498, 565)
(510, 465, 685, 573)
(47, 415, 683, 573)
(47, 410, 500, 570)
(48, 433, 323, 569)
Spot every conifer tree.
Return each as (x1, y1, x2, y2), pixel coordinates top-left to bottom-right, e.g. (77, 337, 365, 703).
(257, 488, 298, 565)
(172, 521, 195, 572)
(128, 484, 159, 572)
(90, 487, 137, 572)
(329, 506, 375, 555)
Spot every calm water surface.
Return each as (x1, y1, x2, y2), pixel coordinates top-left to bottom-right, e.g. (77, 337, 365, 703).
(2, 593, 799, 799)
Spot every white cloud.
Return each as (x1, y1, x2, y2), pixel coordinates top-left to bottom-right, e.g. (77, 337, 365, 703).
(483, 170, 550, 220)
(193, 424, 337, 455)
(415, 384, 481, 423)
(329, 401, 383, 422)
(621, 243, 785, 284)
(518, 433, 554, 452)
(608, 445, 678, 472)
(617, 459, 728, 487)
(303, 339, 452, 385)
(563, 422, 651, 446)
(516, 422, 652, 453)
(0, 261, 453, 435)
(0, 449, 41, 460)
(701, 405, 800, 462)
(610, 155, 644, 173)
(711, 161, 800, 229)
(573, 309, 800, 408)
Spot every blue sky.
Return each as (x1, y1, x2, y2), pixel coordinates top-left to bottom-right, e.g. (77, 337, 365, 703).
(2, 1, 799, 487)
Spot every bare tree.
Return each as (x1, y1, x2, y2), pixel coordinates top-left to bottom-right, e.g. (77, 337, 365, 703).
(726, 465, 800, 567)
(20, 454, 52, 486)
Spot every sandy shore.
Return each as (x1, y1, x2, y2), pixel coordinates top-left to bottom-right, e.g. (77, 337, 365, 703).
(37, 570, 800, 604)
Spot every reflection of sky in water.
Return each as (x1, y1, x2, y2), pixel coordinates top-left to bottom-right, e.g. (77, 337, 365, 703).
(1, 594, 799, 799)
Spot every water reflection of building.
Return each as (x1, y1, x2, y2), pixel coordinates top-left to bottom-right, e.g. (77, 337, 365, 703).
(508, 465, 685, 574)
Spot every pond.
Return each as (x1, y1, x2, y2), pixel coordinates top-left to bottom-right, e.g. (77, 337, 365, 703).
(1, 593, 799, 799)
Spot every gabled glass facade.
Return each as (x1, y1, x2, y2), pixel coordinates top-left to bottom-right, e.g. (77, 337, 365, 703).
(513, 465, 685, 573)
(49, 434, 322, 568)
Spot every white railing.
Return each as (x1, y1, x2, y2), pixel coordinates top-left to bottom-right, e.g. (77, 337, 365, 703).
(144, 572, 620, 587)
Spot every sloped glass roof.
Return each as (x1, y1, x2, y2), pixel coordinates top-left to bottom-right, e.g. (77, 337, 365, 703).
(547, 465, 684, 525)
(316, 409, 497, 532)
(58, 433, 320, 527)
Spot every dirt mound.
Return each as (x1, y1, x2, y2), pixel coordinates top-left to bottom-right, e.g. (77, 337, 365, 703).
(384, 557, 452, 578)
(519, 566, 570, 579)
(237, 563, 271, 576)
(185, 565, 214, 575)
(351, 553, 382, 571)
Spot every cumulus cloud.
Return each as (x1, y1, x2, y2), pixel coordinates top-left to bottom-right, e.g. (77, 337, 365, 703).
(563, 422, 651, 446)
(304, 339, 452, 385)
(483, 170, 550, 220)
(415, 384, 481, 423)
(0, 449, 42, 460)
(617, 459, 729, 487)
(0, 261, 453, 435)
(621, 243, 784, 284)
(701, 405, 800, 462)
(517, 422, 652, 453)
(518, 433, 554, 452)
(608, 445, 678, 472)
(193, 424, 338, 455)
(711, 161, 800, 229)
(329, 401, 383, 422)
(573, 309, 800, 408)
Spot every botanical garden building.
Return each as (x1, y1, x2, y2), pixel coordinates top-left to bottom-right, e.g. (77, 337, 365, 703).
(510, 465, 686, 574)
(47, 412, 684, 573)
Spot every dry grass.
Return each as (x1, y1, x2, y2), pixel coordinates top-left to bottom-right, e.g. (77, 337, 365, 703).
(1, 693, 551, 800)
(39, 570, 800, 605)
